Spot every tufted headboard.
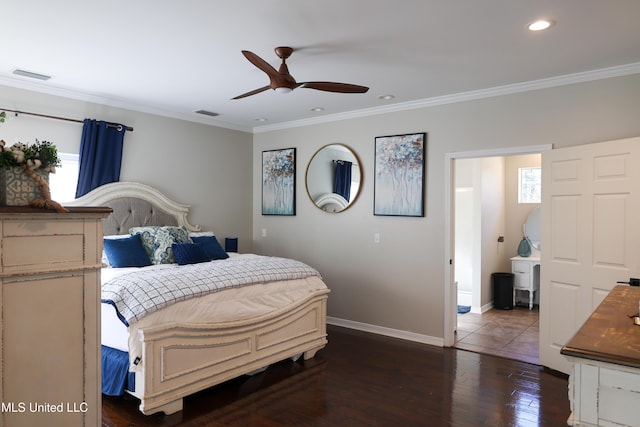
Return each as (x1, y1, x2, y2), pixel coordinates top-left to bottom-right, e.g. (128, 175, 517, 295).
(66, 182, 201, 236)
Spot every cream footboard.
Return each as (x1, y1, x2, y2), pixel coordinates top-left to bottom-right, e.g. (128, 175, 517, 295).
(67, 182, 329, 415)
(132, 290, 328, 415)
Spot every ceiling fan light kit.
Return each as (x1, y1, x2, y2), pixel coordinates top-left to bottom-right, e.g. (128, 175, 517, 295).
(274, 87, 293, 94)
(232, 46, 369, 100)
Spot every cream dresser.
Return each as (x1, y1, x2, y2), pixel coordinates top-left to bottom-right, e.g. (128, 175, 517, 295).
(0, 207, 111, 427)
(562, 286, 640, 427)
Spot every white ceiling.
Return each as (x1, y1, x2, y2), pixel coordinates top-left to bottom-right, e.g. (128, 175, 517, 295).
(2, 1, 640, 133)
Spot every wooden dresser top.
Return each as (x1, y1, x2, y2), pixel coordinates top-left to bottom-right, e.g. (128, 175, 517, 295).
(562, 285, 640, 369)
(0, 206, 111, 214)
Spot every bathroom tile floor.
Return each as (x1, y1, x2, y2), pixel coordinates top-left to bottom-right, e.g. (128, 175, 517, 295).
(455, 305, 540, 365)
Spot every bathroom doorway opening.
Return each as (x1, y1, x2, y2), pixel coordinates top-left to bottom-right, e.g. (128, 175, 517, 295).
(444, 144, 551, 361)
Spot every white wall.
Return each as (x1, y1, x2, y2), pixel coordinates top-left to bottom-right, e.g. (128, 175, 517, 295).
(479, 157, 507, 309)
(253, 73, 640, 341)
(454, 159, 474, 296)
(0, 85, 254, 251)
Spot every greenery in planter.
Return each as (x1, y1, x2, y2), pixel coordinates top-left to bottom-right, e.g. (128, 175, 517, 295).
(0, 139, 67, 212)
(0, 139, 61, 172)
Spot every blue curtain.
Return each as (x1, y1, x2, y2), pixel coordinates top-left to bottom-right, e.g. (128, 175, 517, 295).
(333, 160, 352, 202)
(75, 119, 126, 198)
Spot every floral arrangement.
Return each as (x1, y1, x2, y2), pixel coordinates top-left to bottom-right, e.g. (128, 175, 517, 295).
(0, 139, 61, 172)
(0, 139, 67, 212)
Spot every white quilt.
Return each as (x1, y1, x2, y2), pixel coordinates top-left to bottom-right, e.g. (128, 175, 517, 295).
(102, 254, 321, 326)
(100, 254, 329, 371)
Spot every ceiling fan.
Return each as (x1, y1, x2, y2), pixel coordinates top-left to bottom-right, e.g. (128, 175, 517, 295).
(232, 46, 369, 99)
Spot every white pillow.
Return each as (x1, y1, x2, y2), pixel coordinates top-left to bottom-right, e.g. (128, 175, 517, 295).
(188, 231, 215, 237)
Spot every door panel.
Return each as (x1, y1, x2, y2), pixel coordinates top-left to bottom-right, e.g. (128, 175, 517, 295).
(540, 137, 640, 373)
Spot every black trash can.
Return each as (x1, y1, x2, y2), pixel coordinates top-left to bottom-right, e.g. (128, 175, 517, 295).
(492, 272, 514, 310)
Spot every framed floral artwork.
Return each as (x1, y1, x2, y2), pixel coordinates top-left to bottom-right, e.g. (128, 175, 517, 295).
(374, 133, 426, 217)
(262, 147, 296, 215)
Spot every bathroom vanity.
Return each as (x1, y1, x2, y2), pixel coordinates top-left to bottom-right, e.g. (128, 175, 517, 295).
(511, 206, 541, 310)
(510, 256, 540, 310)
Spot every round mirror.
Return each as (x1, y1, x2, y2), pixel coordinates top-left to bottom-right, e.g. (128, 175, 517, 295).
(524, 206, 541, 250)
(305, 144, 362, 213)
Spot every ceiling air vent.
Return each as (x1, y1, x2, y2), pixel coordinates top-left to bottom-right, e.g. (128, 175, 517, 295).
(12, 69, 51, 80)
(195, 110, 220, 117)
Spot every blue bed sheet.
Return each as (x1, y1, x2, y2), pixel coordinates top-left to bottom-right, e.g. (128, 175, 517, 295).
(102, 345, 135, 396)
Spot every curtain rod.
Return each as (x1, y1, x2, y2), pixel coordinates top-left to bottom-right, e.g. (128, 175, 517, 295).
(0, 108, 134, 132)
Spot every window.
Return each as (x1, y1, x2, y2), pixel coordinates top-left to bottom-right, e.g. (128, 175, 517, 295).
(49, 153, 79, 203)
(518, 167, 541, 203)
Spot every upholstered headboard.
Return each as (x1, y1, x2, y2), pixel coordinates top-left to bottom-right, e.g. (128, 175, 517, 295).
(66, 182, 201, 236)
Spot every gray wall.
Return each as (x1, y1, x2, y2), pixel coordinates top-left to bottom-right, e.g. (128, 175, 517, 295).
(0, 85, 254, 251)
(3, 72, 639, 343)
(253, 73, 640, 341)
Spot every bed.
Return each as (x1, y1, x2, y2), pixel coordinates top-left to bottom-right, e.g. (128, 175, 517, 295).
(67, 181, 329, 415)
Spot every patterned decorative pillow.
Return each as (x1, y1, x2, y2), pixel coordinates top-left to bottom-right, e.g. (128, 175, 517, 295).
(129, 226, 192, 264)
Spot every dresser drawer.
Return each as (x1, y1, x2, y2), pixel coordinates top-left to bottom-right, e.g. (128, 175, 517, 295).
(1, 219, 87, 274)
(513, 272, 531, 290)
(512, 261, 530, 274)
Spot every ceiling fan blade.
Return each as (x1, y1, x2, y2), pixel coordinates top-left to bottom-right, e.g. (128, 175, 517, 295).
(231, 85, 271, 100)
(241, 50, 282, 82)
(300, 81, 369, 94)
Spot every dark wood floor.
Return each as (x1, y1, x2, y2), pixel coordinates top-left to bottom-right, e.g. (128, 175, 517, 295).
(102, 325, 570, 427)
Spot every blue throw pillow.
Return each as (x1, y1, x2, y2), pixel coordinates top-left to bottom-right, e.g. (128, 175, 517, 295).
(103, 234, 152, 268)
(172, 243, 211, 265)
(191, 235, 229, 260)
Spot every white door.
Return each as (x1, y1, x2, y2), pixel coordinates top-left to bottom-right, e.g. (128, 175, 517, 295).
(540, 137, 640, 374)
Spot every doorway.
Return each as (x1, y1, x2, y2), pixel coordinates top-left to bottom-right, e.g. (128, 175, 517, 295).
(443, 145, 551, 356)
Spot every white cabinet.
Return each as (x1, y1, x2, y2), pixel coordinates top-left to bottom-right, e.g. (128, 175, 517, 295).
(562, 286, 640, 427)
(510, 256, 540, 310)
(0, 207, 110, 427)
(565, 359, 640, 427)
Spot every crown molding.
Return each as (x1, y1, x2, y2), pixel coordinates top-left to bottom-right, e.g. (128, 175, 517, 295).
(0, 76, 251, 133)
(2, 62, 639, 135)
(253, 62, 640, 133)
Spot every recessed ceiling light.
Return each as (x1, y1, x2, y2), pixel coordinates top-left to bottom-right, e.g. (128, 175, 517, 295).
(310, 107, 324, 112)
(528, 19, 554, 31)
(12, 68, 51, 80)
(255, 118, 268, 122)
(378, 94, 395, 100)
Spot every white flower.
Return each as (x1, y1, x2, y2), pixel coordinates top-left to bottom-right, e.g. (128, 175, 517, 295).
(11, 148, 25, 163)
(26, 159, 42, 170)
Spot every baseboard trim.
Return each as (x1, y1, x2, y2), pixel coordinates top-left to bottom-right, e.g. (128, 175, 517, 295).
(327, 316, 444, 347)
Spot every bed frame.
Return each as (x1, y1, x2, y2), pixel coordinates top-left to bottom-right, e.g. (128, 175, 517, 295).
(68, 182, 329, 415)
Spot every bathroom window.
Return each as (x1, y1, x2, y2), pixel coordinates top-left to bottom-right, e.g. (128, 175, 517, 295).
(518, 167, 541, 203)
(49, 152, 79, 203)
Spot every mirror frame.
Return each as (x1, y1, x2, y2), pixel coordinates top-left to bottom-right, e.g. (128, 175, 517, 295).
(305, 143, 363, 213)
